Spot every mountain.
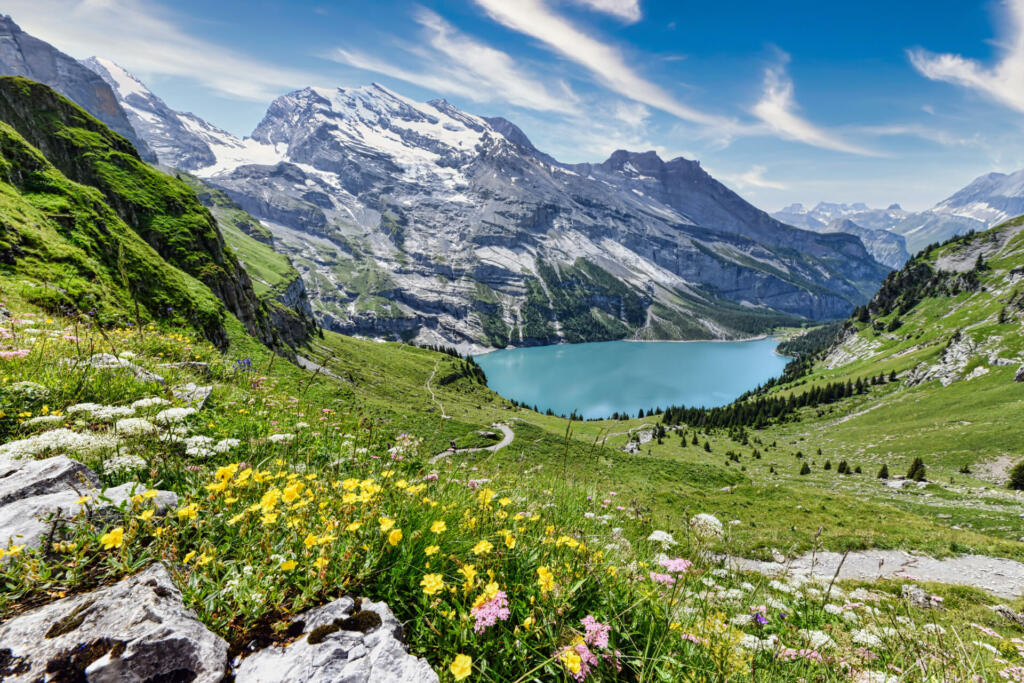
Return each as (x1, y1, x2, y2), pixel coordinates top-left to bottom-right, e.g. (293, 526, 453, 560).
(805, 217, 909, 270)
(97, 74, 887, 349)
(0, 76, 311, 350)
(773, 201, 909, 233)
(0, 15, 154, 161)
(81, 56, 234, 171)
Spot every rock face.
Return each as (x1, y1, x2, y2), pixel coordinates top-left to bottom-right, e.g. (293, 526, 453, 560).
(234, 596, 438, 683)
(98, 75, 889, 349)
(0, 563, 228, 682)
(0, 15, 154, 161)
(808, 218, 910, 270)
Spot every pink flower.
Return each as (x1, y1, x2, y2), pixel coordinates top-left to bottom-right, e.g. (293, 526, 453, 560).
(0, 349, 28, 359)
(423, 473, 439, 481)
(471, 591, 510, 633)
(554, 641, 599, 682)
(659, 557, 693, 573)
(778, 648, 823, 662)
(649, 572, 675, 585)
(581, 616, 610, 649)
(680, 633, 708, 646)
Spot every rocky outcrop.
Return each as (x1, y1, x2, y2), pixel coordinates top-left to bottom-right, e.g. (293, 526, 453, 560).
(233, 596, 438, 683)
(0, 564, 228, 682)
(0, 16, 154, 161)
(172, 382, 214, 409)
(1016, 364, 1024, 382)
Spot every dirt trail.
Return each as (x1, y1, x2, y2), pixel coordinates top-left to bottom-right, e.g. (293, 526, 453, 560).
(425, 359, 450, 420)
(729, 550, 1024, 599)
(430, 424, 514, 464)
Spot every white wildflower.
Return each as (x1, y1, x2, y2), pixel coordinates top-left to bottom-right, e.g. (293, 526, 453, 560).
(841, 611, 861, 624)
(712, 568, 730, 578)
(114, 418, 157, 436)
(66, 403, 135, 421)
(824, 603, 843, 616)
(295, 422, 309, 429)
(739, 633, 778, 652)
(131, 397, 171, 410)
(155, 407, 196, 424)
(646, 530, 677, 549)
(689, 513, 723, 540)
(214, 438, 240, 453)
(851, 629, 883, 648)
(852, 672, 899, 683)
(23, 415, 64, 427)
(730, 614, 753, 626)
(104, 455, 147, 474)
(769, 579, 794, 594)
(267, 433, 294, 444)
(799, 629, 836, 650)
(0, 428, 116, 459)
(921, 623, 946, 635)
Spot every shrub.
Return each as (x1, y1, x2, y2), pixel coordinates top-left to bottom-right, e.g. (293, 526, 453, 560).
(878, 464, 889, 479)
(799, 463, 811, 475)
(1009, 460, 1024, 491)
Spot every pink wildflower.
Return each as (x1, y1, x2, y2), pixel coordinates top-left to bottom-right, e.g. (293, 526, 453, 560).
(649, 572, 675, 585)
(0, 349, 28, 359)
(972, 623, 1001, 639)
(680, 633, 709, 646)
(659, 557, 693, 573)
(554, 641, 599, 682)
(423, 473, 439, 481)
(471, 591, 510, 633)
(581, 616, 610, 649)
(778, 648, 823, 663)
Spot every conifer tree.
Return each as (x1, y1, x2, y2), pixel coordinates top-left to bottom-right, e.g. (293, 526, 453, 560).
(878, 464, 889, 479)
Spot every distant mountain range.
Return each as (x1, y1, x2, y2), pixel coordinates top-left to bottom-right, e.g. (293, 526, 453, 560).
(774, 170, 1024, 257)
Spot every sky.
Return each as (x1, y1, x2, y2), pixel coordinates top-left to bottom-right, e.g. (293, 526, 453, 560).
(7, 0, 1024, 211)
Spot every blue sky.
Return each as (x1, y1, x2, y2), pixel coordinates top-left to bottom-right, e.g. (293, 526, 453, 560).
(9, 0, 1024, 211)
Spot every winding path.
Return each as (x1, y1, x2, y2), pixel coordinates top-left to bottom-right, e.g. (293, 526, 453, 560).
(430, 423, 514, 464)
(425, 359, 450, 420)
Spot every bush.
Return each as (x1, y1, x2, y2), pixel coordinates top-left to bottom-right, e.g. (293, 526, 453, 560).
(799, 463, 811, 475)
(1009, 460, 1024, 491)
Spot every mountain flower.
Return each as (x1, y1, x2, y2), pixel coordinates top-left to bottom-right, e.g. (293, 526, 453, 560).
(450, 654, 472, 680)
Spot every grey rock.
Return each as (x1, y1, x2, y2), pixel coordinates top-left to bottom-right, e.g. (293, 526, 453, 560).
(158, 361, 212, 377)
(0, 563, 227, 683)
(0, 480, 176, 551)
(233, 597, 438, 683)
(993, 604, 1024, 627)
(172, 382, 214, 409)
(77, 353, 164, 384)
(0, 15, 154, 160)
(0, 455, 99, 507)
(1015, 364, 1024, 382)
(901, 584, 937, 609)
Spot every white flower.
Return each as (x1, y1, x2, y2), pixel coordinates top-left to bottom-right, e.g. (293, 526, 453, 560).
(646, 530, 677, 549)
(841, 611, 861, 624)
(824, 603, 843, 615)
(23, 415, 64, 427)
(114, 418, 157, 436)
(689, 513, 723, 540)
(851, 629, 883, 648)
(730, 614, 753, 626)
(184, 435, 215, 458)
(852, 672, 899, 683)
(0, 428, 116, 459)
(769, 580, 794, 594)
(104, 455, 147, 474)
(799, 629, 836, 650)
(214, 438, 240, 453)
(155, 407, 196, 424)
(711, 568, 730, 578)
(739, 633, 778, 652)
(268, 433, 294, 444)
(131, 397, 171, 410)
(921, 623, 945, 635)
(66, 403, 135, 421)
(295, 422, 309, 429)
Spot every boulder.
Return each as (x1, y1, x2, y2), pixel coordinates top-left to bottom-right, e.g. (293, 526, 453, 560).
(901, 584, 940, 609)
(0, 481, 177, 551)
(0, 563, 227, 682)
(0, 455, 99, 507)
(233, 597, 438, 683)
(1016, 364, 1024, 382)
(77, 353, 164, 384)
(172, 382, 214, 409)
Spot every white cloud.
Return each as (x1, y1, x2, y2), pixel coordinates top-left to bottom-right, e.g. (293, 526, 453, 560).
(327, 9, 578, 115)
(909, 0, 1024, 114)
(752, 54, 880, 156)
(3, 0, 321, 101)
(472, 0, 737, 130)
(720, 165, 788, 190)
(564, 0, 642, 23)
(612, 101, 650, 127)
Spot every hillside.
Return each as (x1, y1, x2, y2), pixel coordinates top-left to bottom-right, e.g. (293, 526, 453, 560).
(0, 76, 310, 351)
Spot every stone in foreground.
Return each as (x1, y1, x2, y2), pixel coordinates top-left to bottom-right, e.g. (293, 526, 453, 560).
(0, 563, 227, 682)
(233, 597, 438, 683)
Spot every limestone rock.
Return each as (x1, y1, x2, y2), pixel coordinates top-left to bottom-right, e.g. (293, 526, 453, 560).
(0, 481, 176, 551)
(0, 563, 227, 682)
(172, 382, 213, 409)
(1015, 364, 1024, 382)
(0, 455, 99, 507)
(901, 584, 937, 609)
(233, 597, 438, 683)
(993, 604, 1024, 627)
(77, 353, 164, 384)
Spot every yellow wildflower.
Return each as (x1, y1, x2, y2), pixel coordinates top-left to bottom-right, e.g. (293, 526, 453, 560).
(450, 654, 472, 681)
(421, 573, 445, 595)
(388, 529, 403, 546)
(345, 521, 362, 532)
(280, 559, 297, 571)
(471, 540, 493, 556)
(430, 520, 447, 534)
(138, 509, 154, 522)
(99, 527, 124, 550)
(313, 557, 329, 571)
(379, 517, 395, 533)
(424, 545, 440, 556)
(537, 565, 555, 593)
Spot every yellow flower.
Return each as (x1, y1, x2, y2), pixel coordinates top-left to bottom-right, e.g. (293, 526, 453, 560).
(183, 550, 197, 564)
(280, 559, 297, 571)
(424, 545, 440, 556)
(523, 616, 535, 630)
(471, 540, 493, 556)
(430, 520, 447, 534)
(498, 497, 511, 506)
(421, 573, 445, 595)
(282, 481, 303, 504)
(138, 509, 154, 522)
(560, 649, 582, 675)
(195, 552, 214, 566)
(215, 463, 238, 482)
(342, 478, 359, 491)
(379, 517, 395, 533)
(450, 654, 472, 681)
(75, 495, 91, 505)
(304, 533, 321, 549)
(345, 521, 362, 532)
(388, 529, 403, 546)
(504, 533, 516, 549)
(313, 557, 329, 571)
(261, 512, 278, 526)
(459, 564, 477, 590)
(177, 503, 199, 520)
(99, 527, 124, 550)
(537, 565, 555, 593)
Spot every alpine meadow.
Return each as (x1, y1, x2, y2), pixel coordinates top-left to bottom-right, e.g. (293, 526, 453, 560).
(0, 3, 1023, 682)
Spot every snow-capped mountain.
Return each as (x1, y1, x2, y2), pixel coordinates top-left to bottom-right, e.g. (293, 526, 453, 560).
(0, 16, 154, 160)
(773, 202, 909, 233)
(96, 69, 888, 349)
(82, 56, 239, 171)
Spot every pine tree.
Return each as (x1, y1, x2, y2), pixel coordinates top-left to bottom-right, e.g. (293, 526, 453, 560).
(704, 441, 712, 453)
(907, 457, 927, 481)
(799, 463, 811, 475)
(854, 465, 862, 474)
(1008, 460, 1024, 491)
(824, 459, 832, 470)
(877, 464, 889, 479)
(837, 460, 848, 474)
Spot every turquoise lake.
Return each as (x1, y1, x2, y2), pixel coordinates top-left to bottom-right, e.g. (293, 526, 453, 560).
(474, 338, 790, 420)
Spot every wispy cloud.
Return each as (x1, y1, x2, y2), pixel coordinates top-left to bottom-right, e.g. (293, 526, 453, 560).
(3, 0, 321, 100)
(720, 165, 788, 190)
(327, 9, 578, 114)
(471, 0, 737, 130)
(909, 0, 1024, 114)
(564, 0, 642, 23)
(752, 54, 881, 156)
